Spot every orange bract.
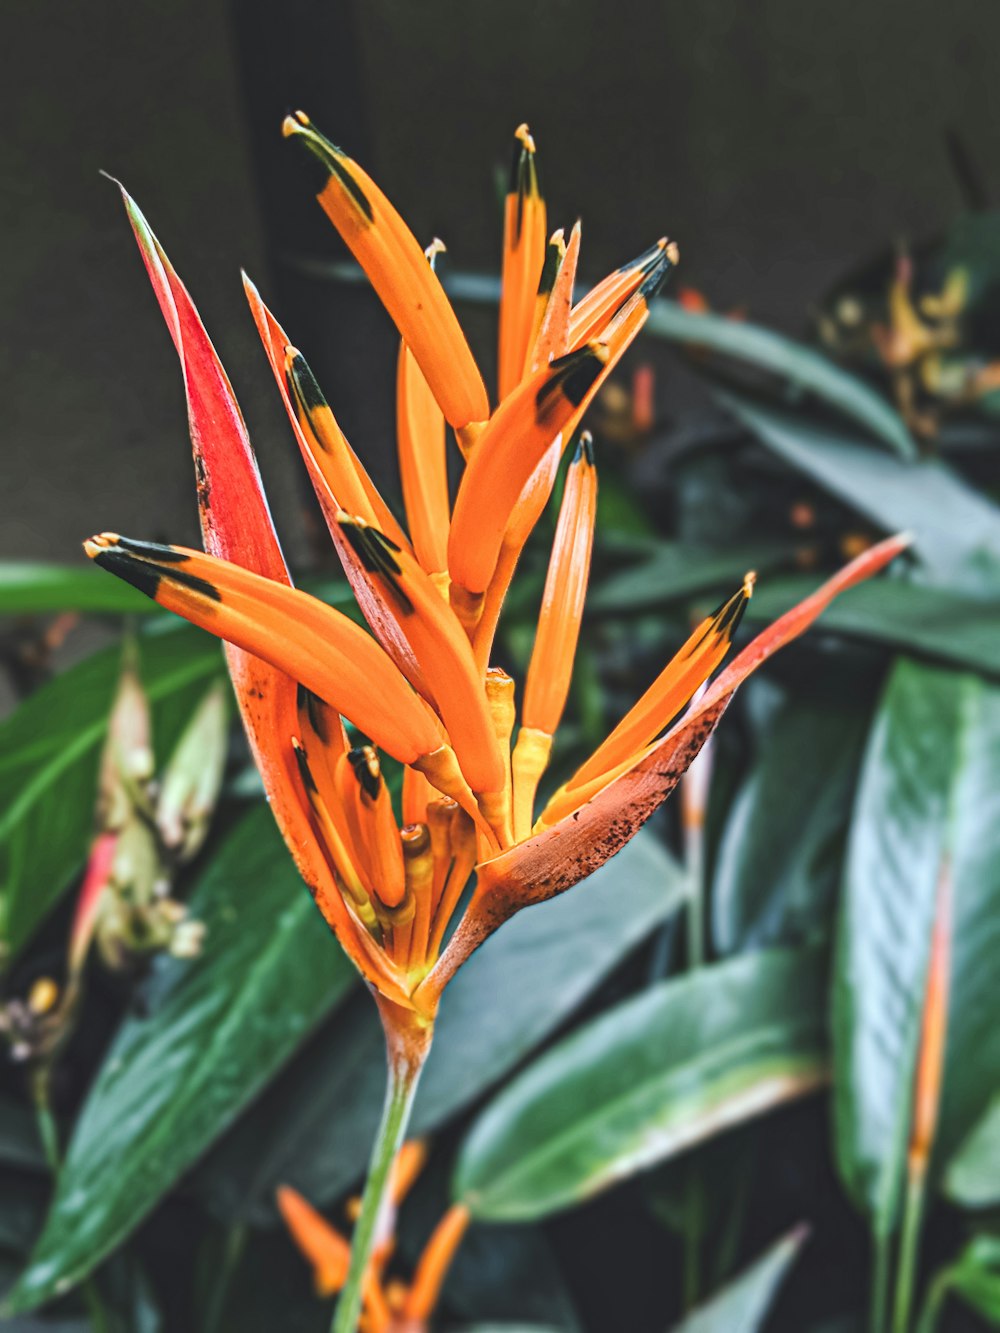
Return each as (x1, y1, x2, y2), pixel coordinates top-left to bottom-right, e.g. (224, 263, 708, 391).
(92, 122, 908, 1018)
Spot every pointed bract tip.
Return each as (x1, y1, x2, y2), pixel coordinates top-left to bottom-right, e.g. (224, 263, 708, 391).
(743, 569, 757, 597)
(574, 430, 595, 465)
(665, 241, 680, 266)
(514, 122, 536, 153)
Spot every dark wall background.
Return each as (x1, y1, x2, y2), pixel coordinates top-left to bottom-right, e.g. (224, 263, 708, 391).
(3, 0, 999, 563)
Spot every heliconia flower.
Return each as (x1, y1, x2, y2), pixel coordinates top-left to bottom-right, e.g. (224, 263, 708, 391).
(277, 1140, 469, 1332)
(88, 122, 908, 1039)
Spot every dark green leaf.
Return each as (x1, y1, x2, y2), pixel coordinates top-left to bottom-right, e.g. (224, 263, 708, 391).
(454, 948, 828, 1222)
(644, 300, 916, 457)
(944, 1235, 1000, 1324)
(0, 563, 155, 615)
(720, 391, 1000, 587)
(5, 806, 357, 1314)
(712, 682, 871, 952)
(833, 659, 1000, 1234)
(588, 541, 794, 615)
(667, 1226, 807, 1332)
(0, 623, 225, 956)
(944, 1094, 1000, 1208)
(746, 576, 1000, 679)
(198, 830, 687, 1222)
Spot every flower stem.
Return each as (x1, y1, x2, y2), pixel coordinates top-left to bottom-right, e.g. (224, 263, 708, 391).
(871, 1227, 893, 1333)
(892, 1166, 927, 1333)
(331, 1012, 432, 1333)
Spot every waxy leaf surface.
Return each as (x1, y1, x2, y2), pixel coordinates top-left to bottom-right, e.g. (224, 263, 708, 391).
(746, 576, 1000, 679)
(833, 658, 1000, 1232)
(721, 392, 1000, 588)
(6, 806, 356, 1313)
(454, 948, 827, 1221)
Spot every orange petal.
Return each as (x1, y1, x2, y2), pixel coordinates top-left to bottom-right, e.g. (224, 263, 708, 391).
(397, 317, 449, 575)
(448, 344, 609, 605)
(498, 123, 547, 400)
(568, 237, 678, 349)
(283, 112, 489, 431)
(84, 534, 443, 767)
(342, 746, 406, 910)
(242, 275, 408, 550)
(563, 574, 754, 798)
(390, 1140, 429, 1206)
(528, 220, 581, 374)
(403, 1204, 471, 1322)
(521, 434, 598, 735)
(337, 516, 505, 801)
(277, 1186, 351, 1297)
(417, 534, 910, 1003)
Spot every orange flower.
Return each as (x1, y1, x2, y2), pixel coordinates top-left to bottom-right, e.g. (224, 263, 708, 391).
(88, 122, 908, 1033)
(277, 1142, 469, 1333)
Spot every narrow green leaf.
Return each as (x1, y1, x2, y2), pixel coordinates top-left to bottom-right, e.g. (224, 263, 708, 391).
(0, 623, 225, 957)
(198, 830, 688, 1222)
(454, 948, 828, 1222)
(668, 1226, 807, 1332)
(746, 576, 1000, 679)
(943, 1235, 1000, 1324)
(712, 683, 871, 952)
(588, 540, 794, 615)
(720, 391, 1000, 588)
(833, 659, 1000, 1235)
(0, 563, 155, 615)
(944, 1093, 1000, 1208)
(5, 806, 357, 1314)
(645, 300, 916, 457)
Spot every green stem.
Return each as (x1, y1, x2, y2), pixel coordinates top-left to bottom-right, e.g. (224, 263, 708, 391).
(914, 1268, 952, 1333)
(892, 1167, 927, 1333)
(684, 814, 705, 972)
(202, 1222, 247, 1333)
(34, 1095, 61, 1173)
(331, 1017, 432, 1333)
(871, 1228, 893, 1333)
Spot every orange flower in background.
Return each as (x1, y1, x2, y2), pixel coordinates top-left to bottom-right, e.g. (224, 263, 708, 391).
(87, 117, 905, 1032)
(277, 1142, 469, 1333)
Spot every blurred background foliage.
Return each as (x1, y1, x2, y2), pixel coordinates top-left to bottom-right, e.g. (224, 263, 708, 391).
(2, 2, 1000, 1331)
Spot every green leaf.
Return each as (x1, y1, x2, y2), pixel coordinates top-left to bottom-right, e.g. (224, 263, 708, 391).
(746, 576, 1000, 678)
(0, 623, 226, 957)
(644, 300, 916, 457)
(944, 1093, 1000, 1208)
(720, 391, 1000, 588)
(712, 681, 871, 952)
(454, 948, 828, 1222)
(198, 830, 687, 1222)
(5, 805, 357, 1314)
(588, 540, 794, 615)
(0, 563, 155, 615)
(833, 659, 1000, 1234)
(667, 1226, 807, 1332)
(942, 1235, 1000, 1325)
